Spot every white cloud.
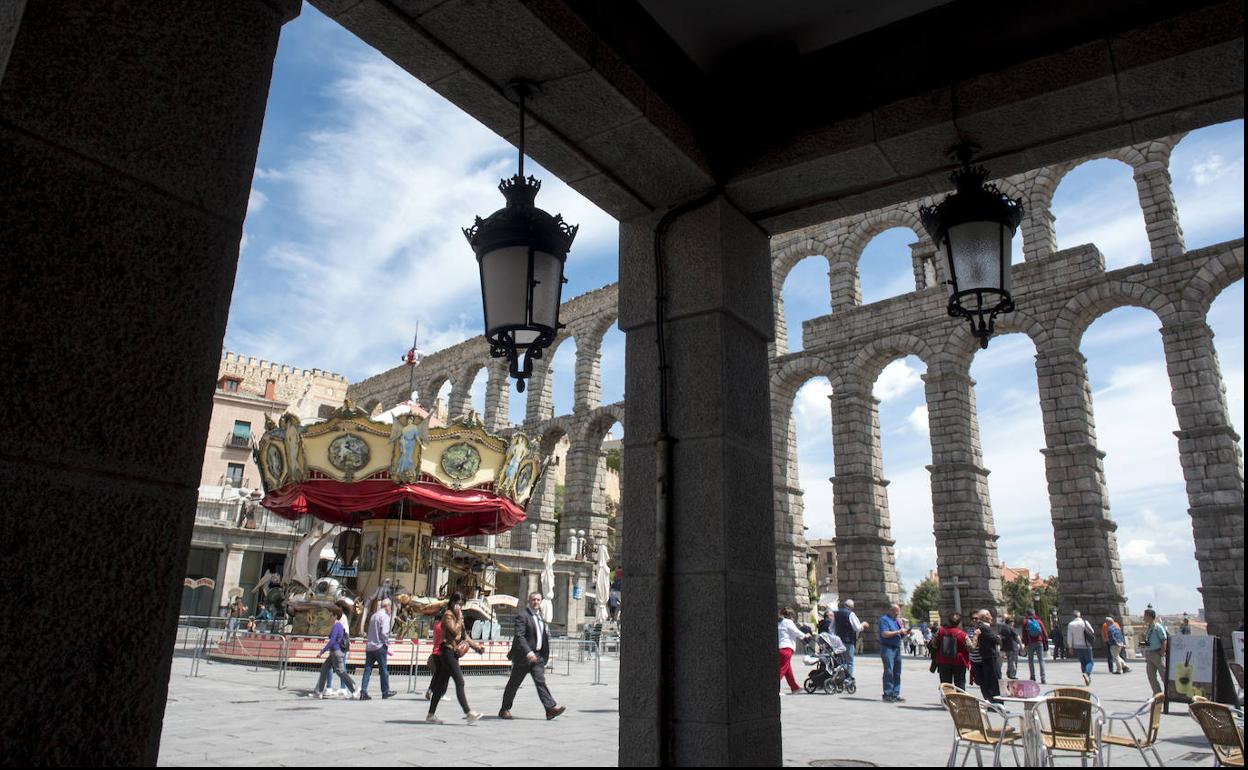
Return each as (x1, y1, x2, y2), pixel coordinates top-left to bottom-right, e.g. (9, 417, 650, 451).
(246, 187, 268, 216)
(874, 359, 923, 402)
(227, 50, 617, 381)
(1188, 151, 1240, 186)
(794, 378, 834, 425)
(1119, 539, 1170, 567)
(905, 404, 929, 436)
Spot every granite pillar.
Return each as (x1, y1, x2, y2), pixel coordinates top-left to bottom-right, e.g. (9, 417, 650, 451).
(618, 195, 779, 765)
(0, 0, 299, 762)
(1161, 320, 1245, 641)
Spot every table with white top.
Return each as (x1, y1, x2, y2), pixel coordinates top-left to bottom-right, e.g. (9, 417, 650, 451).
(997, 695, 1047, 766)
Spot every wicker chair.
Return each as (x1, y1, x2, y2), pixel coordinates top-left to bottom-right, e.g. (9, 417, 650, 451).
(1189, 700, 1245, 767)
(1101, 693, 1163, 766)
(1039, 696, 1105, 767)
(1044, 686, 1101, 706)
(940, 690, 1022, 767)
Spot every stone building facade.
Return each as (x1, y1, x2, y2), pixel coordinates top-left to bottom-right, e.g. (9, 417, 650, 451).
(350, 134, 1244, 644)
(218, 351, 348, 420)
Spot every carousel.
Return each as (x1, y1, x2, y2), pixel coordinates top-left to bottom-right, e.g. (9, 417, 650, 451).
(209, 399, 544, 669)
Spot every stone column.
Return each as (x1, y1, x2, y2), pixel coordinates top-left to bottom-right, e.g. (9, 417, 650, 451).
(770, 284, 789, 357)
(514, 468, 558, 553)
(560, 439, 609, 552)
(1160, 320, 1244, 640)
(829, 258, 861, 312)
(1034, 347, 1128, 623)
(909, 239, 939, 291)
(1021, 209, 1057, 262)
(483, 360, 511, 431)
(447, 373, 473, 418)
(923, 365, 1004, 617)
(829, 386, 902, 645)
(0, 1, 299, 762)
(772, 413, 810, 609)
(525, 355, 555, 424)
(618, 195, 779, 765)
(1134, 161, 1186, 261)
(574, 332, 603, 411)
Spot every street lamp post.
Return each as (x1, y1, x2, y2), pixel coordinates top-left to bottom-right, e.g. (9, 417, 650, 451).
(463, 80, 578, 392)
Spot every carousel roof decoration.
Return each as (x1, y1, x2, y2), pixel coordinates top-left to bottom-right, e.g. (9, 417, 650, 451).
(255, 399, 543, 537)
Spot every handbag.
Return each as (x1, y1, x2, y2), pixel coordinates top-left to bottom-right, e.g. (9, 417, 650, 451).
(454, 638, 472, 658)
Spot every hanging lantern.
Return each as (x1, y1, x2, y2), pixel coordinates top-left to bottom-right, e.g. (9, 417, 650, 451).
(920, 145, 1023, 349)
(463, 80, 577, 392)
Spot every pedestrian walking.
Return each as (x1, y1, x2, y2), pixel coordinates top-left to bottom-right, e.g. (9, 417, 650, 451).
(312, 605, 357, 699)
(360, 598, 397, 700)
(1020, 609, 1049, 684)
(832, 599, 868, 679)
(969, 609, 1002, 703)
(1101, 616, 1131, 674)
(1141, 608, 1168, 695)
(1066, 611, 1097, 685)
(998, 616, 1020, 680)
(878, 604, 906, 702)
(425, 593, 484, 724)
(777, 607, 810, 694)
(930, 612, 971, 691)
(1179, 615, 1192, 635)
(499, 591, 566, 720)
(423, 605, 446, 700)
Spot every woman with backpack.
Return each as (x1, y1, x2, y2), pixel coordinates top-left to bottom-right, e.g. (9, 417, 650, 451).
(313, 605, 357, 699)
(1021, 609, 1048, 684)
(930, 612, 970, 691)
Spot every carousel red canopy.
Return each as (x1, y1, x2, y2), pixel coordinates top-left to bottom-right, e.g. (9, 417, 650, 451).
(261, 479, 526, 538)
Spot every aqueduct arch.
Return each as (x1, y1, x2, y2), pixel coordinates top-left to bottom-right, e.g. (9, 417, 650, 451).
(350, 133, 1244, 639)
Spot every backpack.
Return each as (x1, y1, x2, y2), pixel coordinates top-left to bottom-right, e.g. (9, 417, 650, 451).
(1025, 617, 1041, 639)
(939, 629, 958, 659)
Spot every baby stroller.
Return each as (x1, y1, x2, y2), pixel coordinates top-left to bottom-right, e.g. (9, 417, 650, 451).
(803, 632, 856, 694)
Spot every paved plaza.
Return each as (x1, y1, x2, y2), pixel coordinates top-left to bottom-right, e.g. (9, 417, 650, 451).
(159, 647, 1227, 766)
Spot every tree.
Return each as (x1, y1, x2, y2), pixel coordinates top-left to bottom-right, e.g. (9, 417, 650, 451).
(909, 577, 941, 623)
(1002, 574, 1033, 621)
(605, 448, 621, 473)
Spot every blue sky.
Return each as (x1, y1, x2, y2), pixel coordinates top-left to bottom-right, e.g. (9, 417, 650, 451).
(233, 7, 1243, 614)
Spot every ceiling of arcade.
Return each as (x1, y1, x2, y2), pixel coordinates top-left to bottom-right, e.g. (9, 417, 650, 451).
(311, 0, 1241, 232)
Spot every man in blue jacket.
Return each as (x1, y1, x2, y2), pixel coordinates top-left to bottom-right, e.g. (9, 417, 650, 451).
(878, 604, 906, 702)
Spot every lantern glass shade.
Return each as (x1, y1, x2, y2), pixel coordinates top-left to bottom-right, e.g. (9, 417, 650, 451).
(529, 248, 565, 331)
(480, 245, 530, 334)
(946, 221, 1012, 297)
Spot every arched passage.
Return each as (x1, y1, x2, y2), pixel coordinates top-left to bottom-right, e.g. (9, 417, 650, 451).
(548, 335, 578, 416)
(598, 320, 626, 407)
(780, 255, 833, 353)
(1082, 307, 1194, 614)
(1051, 158, 1149, 268)
(1170, 119, 1245, 251)
(967, 332, 1052, 617)
(870, 355, 934, 606)
(858, 227, 923, 305)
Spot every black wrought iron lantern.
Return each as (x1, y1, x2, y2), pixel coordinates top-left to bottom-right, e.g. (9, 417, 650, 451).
(920, 146, 1023, 349)
(463, 81, 577, 392)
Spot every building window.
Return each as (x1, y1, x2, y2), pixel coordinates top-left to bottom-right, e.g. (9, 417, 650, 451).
(230, 421, 251, 448)
(827, 563, 835, 575)
(225, 463, 245, 488)
(219, 376, 241, 393)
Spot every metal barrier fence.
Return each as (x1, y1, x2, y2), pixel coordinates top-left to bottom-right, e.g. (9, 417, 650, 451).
(175, 614, 621, 690)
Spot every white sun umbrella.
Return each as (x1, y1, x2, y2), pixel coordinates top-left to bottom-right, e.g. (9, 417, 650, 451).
(594, 544, 610, 623)
(541, 547, 556, 623)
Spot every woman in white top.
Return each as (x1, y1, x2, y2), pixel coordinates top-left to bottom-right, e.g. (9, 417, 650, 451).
(777, 607, 810, 694)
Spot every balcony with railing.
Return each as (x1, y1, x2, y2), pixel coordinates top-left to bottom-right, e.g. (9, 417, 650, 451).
(224, 432, 252, 449)
(194, 498, 302, 535)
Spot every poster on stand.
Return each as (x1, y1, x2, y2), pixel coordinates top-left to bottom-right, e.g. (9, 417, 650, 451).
(1166, 634, 1215, 703)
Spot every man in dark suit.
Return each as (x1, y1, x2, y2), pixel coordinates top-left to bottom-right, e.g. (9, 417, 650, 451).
(499, 591, 566, 720)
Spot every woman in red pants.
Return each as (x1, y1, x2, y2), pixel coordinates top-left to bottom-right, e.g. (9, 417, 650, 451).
(777, 607, 811, 694)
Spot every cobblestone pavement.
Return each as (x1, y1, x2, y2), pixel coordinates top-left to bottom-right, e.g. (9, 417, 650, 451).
(159, 651, 1226, 766)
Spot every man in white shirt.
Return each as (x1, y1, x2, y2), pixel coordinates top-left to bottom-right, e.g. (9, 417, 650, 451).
(1065, 610, 1097, 685)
